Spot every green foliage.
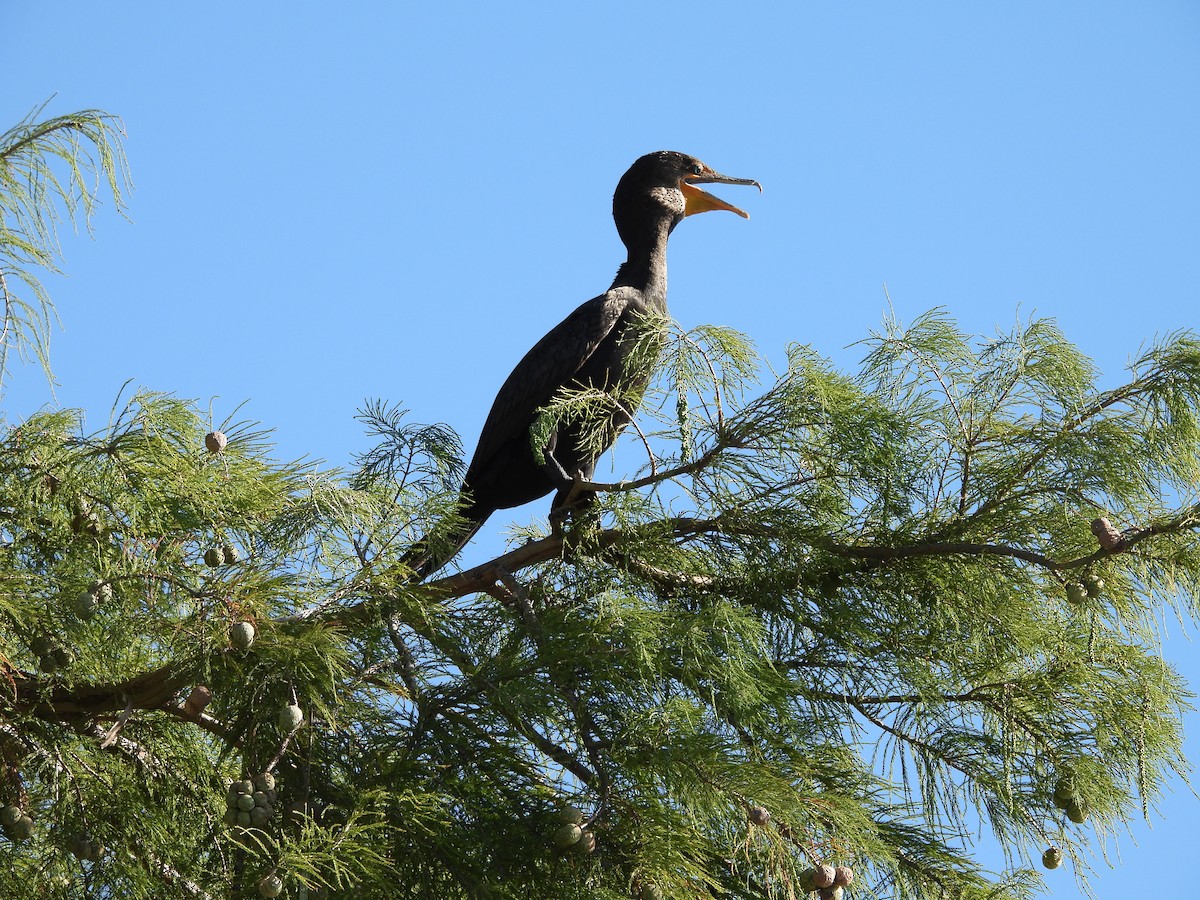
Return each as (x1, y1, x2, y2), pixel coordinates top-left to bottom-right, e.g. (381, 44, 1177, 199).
(530, 310, 669, 470)
(2, 106, 1199, 900)
(0, 100, 131, 392)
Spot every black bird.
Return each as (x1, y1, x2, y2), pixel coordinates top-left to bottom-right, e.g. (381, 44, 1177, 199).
(408, 151, 759, 579)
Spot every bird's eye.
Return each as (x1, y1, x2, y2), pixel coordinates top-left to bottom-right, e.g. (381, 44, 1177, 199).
(691, 164, 704, 176)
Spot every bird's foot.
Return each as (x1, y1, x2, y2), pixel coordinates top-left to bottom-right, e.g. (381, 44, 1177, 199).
(549, 503, 569, 537)
(551, 477, 599, 546)
(552, 471, 596, 514)
(540, 452, 576, 492)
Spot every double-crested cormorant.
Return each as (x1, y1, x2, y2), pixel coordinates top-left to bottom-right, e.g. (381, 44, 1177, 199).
(408, 151, 759, 579)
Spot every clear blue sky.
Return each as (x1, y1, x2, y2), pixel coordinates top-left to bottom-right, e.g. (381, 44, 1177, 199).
(5, 2, 1198, 896)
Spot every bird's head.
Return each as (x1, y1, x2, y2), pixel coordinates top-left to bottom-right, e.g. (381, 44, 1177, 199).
(613, 151, 760, 249)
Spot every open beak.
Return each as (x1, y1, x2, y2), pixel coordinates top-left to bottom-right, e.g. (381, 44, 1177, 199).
(681, 168, 762, 218)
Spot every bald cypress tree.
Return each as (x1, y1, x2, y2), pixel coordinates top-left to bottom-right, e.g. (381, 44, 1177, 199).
(2, 106, 1198, 899)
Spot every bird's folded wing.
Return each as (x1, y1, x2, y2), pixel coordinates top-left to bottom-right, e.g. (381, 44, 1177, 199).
(465, 288, 631, 473)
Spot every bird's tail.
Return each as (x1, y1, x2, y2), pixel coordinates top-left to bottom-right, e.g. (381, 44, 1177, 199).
(400, 505, 490, 582)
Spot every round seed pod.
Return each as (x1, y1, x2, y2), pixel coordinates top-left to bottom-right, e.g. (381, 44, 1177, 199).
(232, 780, 254, 796)
(638, 885, 664, 900)
(1091, 517, 1123, 551)
(91, 581, 114, 603)
(10, 814, 34, 840)
(253, 791, 269, 808)
(257, 874, 284, 898)
(1065, 582, 1088, 605)
(184, 685, 212, 718)
(748, 805, 771, 826)
(834, 866, 854, 886)
(237, 793, 257, 812)
(1053, 776, 1076, 809)
(1083, 575, 1105, 598)
(30, 635, 53, 657)
(250, 808, 271, 828)
(254, 773, 276, 792)
(552, 823, 582, 848)
(205, 431, 228, 454)
(73, 590, 100, 621)
(818, 888, 844, 900)
(0, 805, 22, 828)
(555, 804, 584, 825)
(71, 504, 102, 536)
(1042, 846, 1063, 869)
(39, 653, 59, 673)
(222, 543, 240, 564)
(812, 865, 837, 889)
(69, 833, 92, 860)
(223, 807, 240, 827)
(52, 646, 75, 668)
(237, 811, 252, 827)
(798, 868, 817, 892)
(203, 547, 226, 567)
(230, 622, 256, 651)
(573, 830, 596, 854)
(1065, 799, 1088, 824)
(278, 703, 305, 732)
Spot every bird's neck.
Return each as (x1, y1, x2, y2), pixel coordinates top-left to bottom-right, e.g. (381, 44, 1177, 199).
(610, 215, 674, 310)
